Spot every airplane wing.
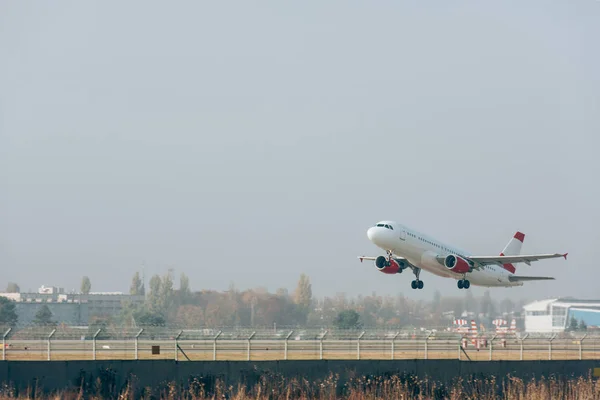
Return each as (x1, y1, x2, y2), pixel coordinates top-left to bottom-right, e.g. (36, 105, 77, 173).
(508, 276, 555, 282)
(358, 256, 408, 262)
(467, 253, 567, 266)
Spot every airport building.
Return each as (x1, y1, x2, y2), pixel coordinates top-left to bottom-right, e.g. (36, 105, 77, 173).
(523, 298, 600, 333)
(0, 286, 145, 326)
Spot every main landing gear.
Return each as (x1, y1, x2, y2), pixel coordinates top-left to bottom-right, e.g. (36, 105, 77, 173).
(411, 267, 424, 290)
(457, 279, 471, 289)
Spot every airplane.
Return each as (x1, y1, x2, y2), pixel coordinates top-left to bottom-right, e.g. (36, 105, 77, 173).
(358, 221, 567, 290)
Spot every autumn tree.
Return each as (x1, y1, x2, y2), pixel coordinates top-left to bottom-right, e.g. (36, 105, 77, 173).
(293, 274, 312, 323)
(6, 282, 20, 293)
(130, 272, 145, 296)
(80, 276, 92, 294)
(175, 305, 204, 328)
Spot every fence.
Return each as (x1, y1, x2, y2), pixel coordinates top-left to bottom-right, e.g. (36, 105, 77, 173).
(1, 326, 599, 361)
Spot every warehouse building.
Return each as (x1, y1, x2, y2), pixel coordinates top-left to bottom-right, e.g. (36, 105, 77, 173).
(523, 298, 600, 333)
(0, 286, 144, 326)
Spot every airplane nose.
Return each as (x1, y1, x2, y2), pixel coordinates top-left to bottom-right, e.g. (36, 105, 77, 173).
(367, 227, 377, 242)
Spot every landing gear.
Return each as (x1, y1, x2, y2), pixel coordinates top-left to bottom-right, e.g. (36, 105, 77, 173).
(457, 279, 471, 289)
(411, 268, 424, 289)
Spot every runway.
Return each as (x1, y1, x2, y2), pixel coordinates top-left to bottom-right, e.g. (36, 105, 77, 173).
(3, 337, 599, 361)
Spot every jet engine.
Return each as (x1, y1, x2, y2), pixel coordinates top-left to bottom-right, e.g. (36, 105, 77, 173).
(375, 256, 403, 274)
(444, 254, 472, 274)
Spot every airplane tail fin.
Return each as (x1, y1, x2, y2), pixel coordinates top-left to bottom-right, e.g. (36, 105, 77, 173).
(499, 232, 524, 274)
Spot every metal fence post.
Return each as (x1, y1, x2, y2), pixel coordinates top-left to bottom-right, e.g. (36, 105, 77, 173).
(519, 334, 528, 361)
(213, 331, 222, 361)
(319, 330, 328, 360)
(2, 328, 11, 361)
(135, 329, 143, 360)
(357, 332, 365, 360)
(47, 329, 56, 361)
(247, 332, 255, 361)
(458, 340, 462, 360)
(579, 334, 587, 360)
(424, 332, 433, 360)
(284, 331, 293, 360)
(92, 329, 101, 361)
(489, 334, 497, 361)
(175, 330, 183, 361)
(548, 334, 557, 360)
(391, 332, 399, 360)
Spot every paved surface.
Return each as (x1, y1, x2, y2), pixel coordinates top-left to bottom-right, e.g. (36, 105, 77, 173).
(2, 338, 600, 361)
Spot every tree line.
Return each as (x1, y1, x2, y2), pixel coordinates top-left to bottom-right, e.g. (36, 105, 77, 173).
(112, 271, 528, 329)
(1, 272, 534, 329)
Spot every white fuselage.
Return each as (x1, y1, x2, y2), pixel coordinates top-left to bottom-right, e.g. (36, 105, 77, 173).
(367, 221, 522, 287)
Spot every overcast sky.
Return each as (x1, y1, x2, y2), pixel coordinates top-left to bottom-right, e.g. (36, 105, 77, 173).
(1, 1, 599, 302)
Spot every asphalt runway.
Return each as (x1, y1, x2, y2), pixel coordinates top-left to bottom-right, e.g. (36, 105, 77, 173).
(3, 339, 600, 361)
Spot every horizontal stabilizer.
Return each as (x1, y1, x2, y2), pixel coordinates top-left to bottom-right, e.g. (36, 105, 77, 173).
(508, 276, 555, 282)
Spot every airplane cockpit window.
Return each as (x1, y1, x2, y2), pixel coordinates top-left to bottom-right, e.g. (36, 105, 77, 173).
(375, 223, 393, 230)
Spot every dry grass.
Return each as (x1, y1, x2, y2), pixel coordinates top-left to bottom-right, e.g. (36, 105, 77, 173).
(0, 373, 599, 399)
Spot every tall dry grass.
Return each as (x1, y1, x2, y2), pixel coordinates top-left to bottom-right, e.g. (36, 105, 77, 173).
(0, 373, 599, 399)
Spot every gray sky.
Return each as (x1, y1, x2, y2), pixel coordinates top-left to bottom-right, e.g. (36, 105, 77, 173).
(1, 1, 599, 302)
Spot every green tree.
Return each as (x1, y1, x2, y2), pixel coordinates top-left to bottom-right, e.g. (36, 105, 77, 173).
(33, 304, 54, 326)
(499, 298, 515, 315)
(480, 290, 496, 317)
(160, 271, 175, 313)
(579, 319, 587, 331)
(0, 297, 18, 325)
(80, 276, 91, 294)
(568, 315, 578, 331)
(130, 272, 145, 296)
(147, 274, 162, 313)
(6, 282, 20, 293)
(464, 290, 474, 313)
(179, 273, 191, 304)
(134, 308, 166, 326)
(333, 309, 362, 330)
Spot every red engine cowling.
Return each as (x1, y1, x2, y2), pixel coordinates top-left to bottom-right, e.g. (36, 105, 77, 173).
(444, 254, 471, 274)
(375, 256, 401, 274)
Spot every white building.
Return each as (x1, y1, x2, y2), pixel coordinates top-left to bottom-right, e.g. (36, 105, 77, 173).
(0, 287, 145, 325)
(523, 298, 600, 333)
